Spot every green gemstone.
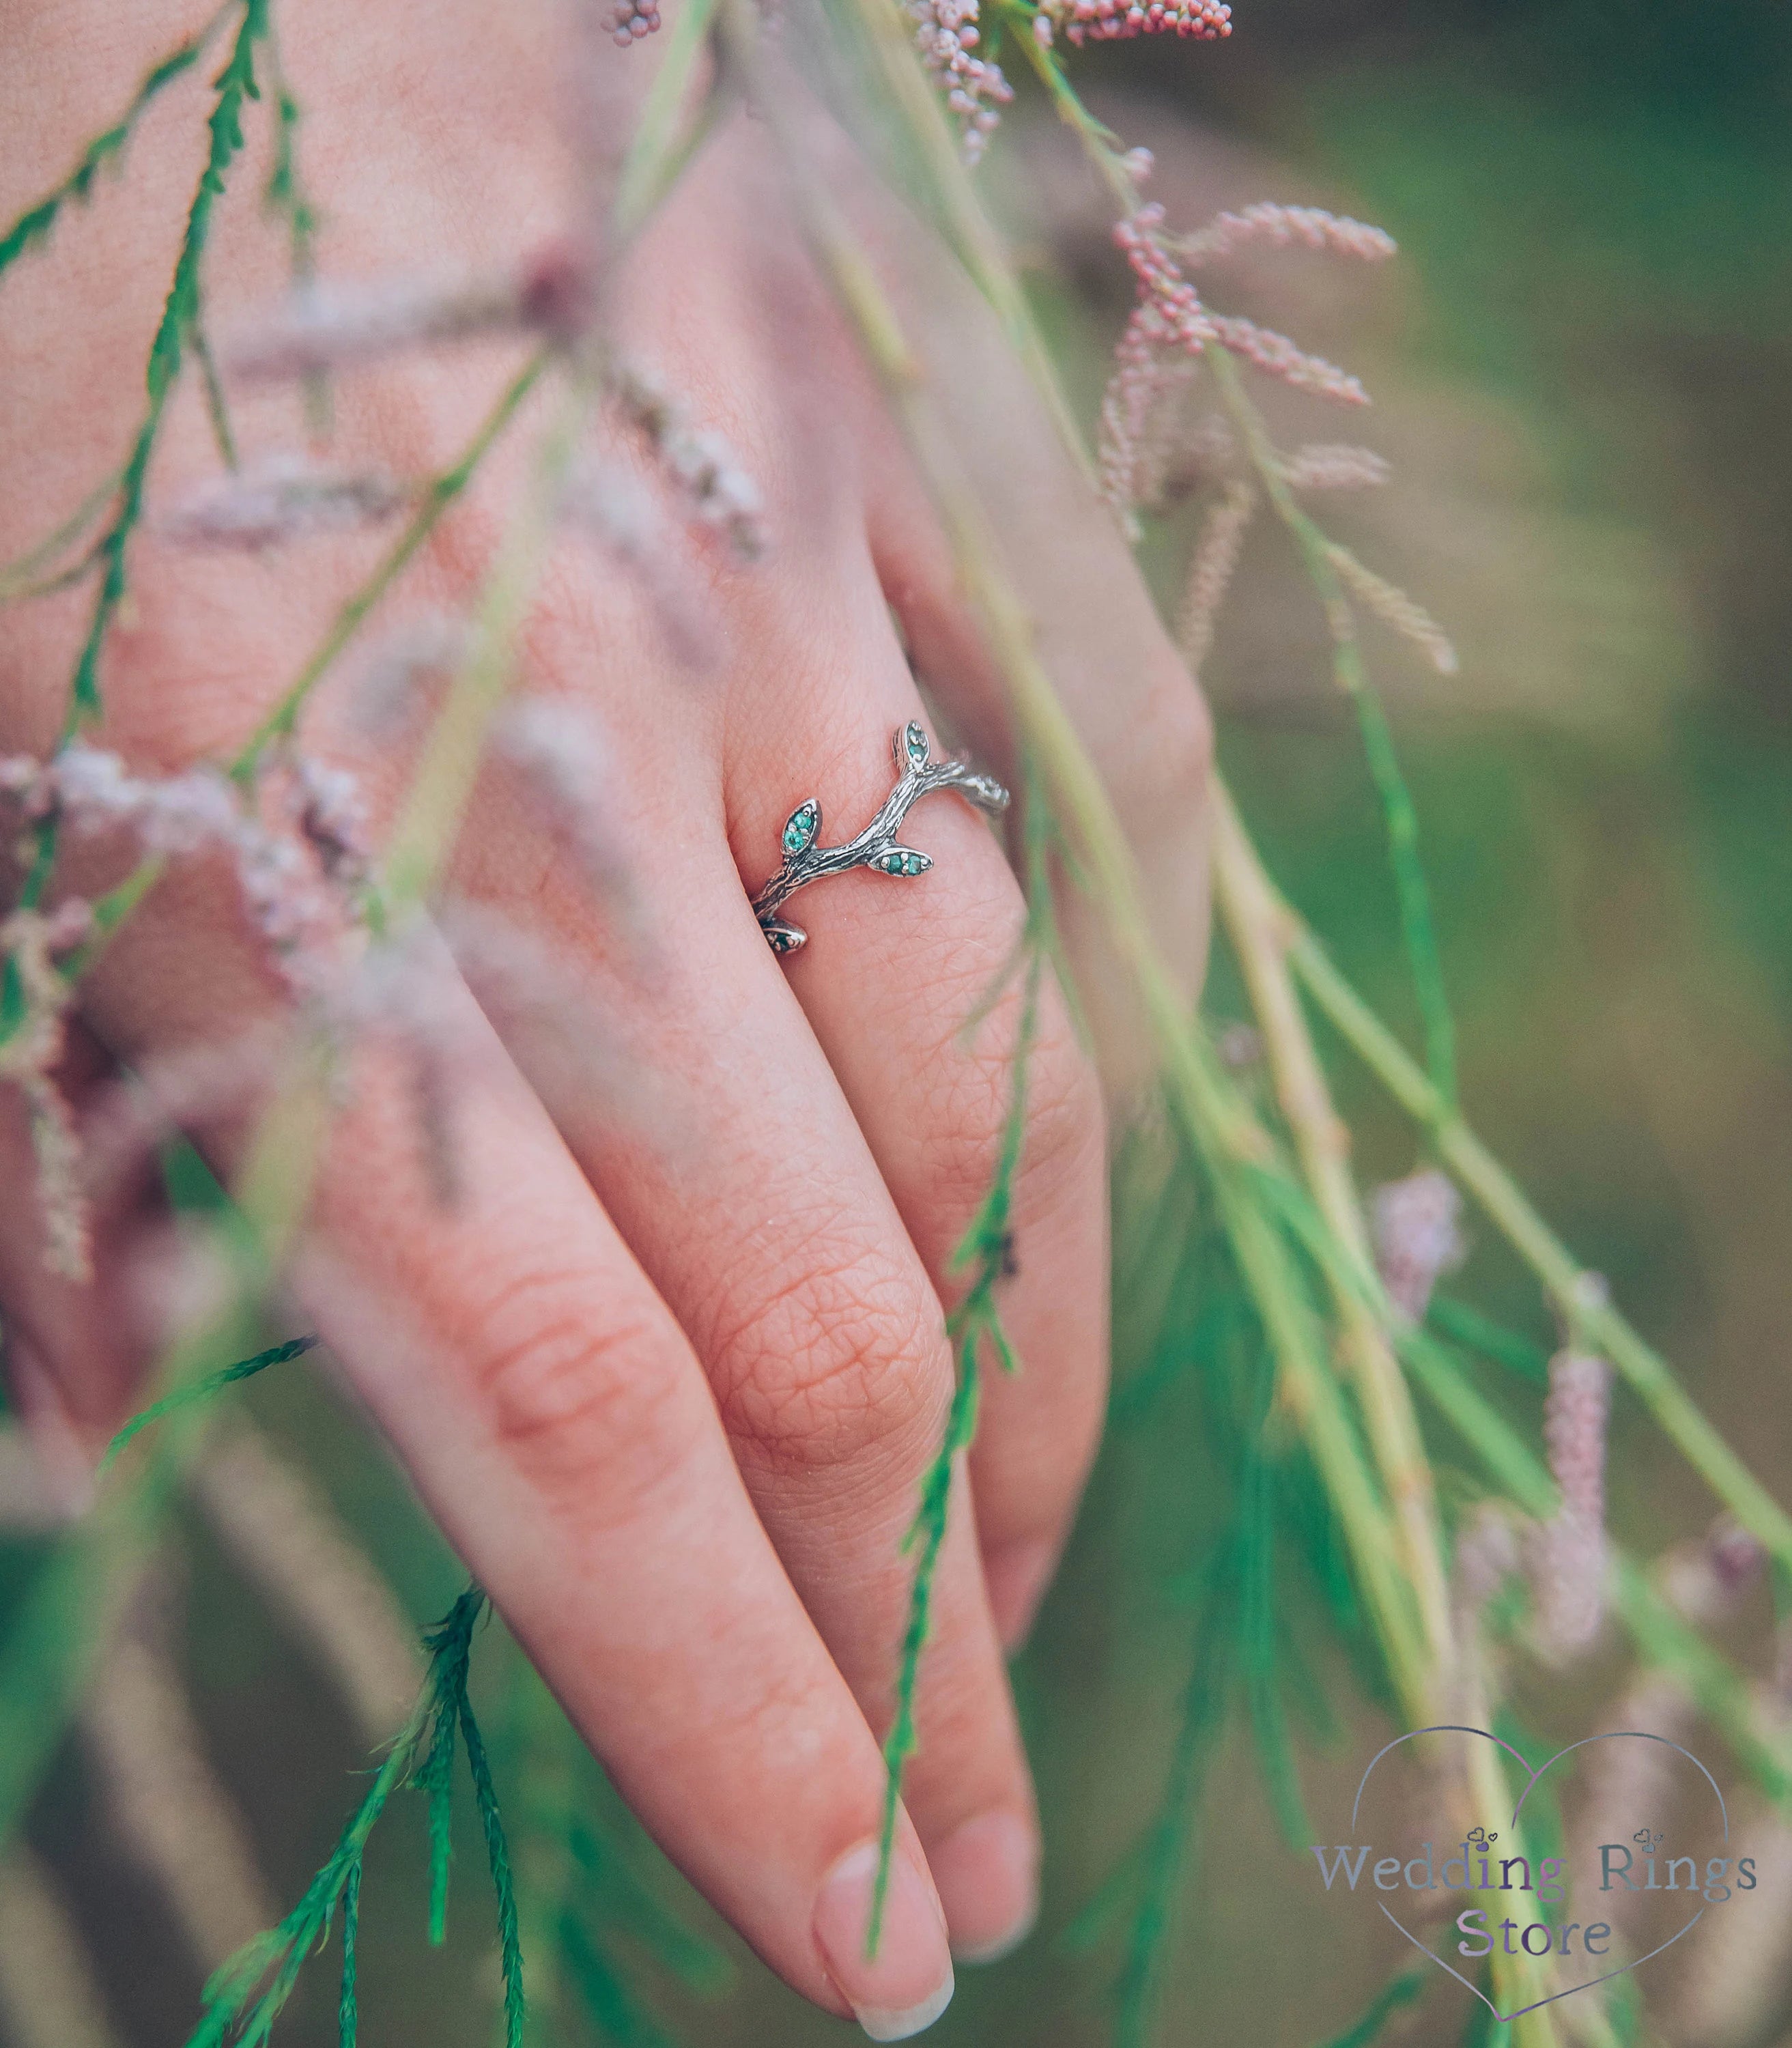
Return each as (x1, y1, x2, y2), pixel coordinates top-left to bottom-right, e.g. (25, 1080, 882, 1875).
(904, 722, 929, 767)
(782, 801, 818, 855)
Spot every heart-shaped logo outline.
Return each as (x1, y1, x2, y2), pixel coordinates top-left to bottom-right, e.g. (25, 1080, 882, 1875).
(1347, 1723, 1729, 2023)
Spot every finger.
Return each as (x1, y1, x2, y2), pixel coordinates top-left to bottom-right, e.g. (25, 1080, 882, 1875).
(74, 903, 957, 2038)
(857, 210, 1215, 1088)
(728, 580, 1109, 1675)
(458, 684, 1043, 1962)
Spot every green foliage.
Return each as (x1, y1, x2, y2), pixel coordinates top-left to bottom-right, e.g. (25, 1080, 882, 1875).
(98, 1335, 317, 1475)
(0, 5, 231, 279)
(66, 0, 270, 731)
(186, 1586, 521, 2048)
(868, 952, 1041, 1953)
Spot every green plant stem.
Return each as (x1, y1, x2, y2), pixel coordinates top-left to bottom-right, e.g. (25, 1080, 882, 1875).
(64, 0, 270, 735)
(729, 0, 1428, 1727)
(1205, 347, 1458, 1114)
(1285, 920, 1792, 1577)
(868, 953, 1040, 1952)
(832, 0, 1089, 470)
(98, 1334, 315, 1474)
(0, 0, 238, 279)
(613, 0, 726, 240)
(231, 347, 550, 778)
(0, 470, 122, 602)
(1402, 1330, 1792, 1801)
(1212, 778, 1455, 1686)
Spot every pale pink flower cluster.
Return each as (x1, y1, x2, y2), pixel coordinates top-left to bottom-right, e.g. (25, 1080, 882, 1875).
(0, 744, 365, 999)
(161, 454, 404, 552)
(610, 363, 766, 560)
(1101, 205, 1374, 513)
(291, 755, 372, 890)
(1100, 207, 1217, 513)
(0, 904, 96, 1281)
(608, 0, 662, 44)
(1176, 477, 1256, 676)
(1370, 1167, 1464, 1324)
(227, 274, 527, 383)
(1568, 1518, 1765, 1929)
(1206, 314, 1368, 406)
(1328, 543, 1459, 675)
(907, 0, 1012, 165)
(1527, 1348, 1612, 1662)
(1044, 0, 1230, 44)
(1281, 442, 1391, 492)
(1177, 201, 1395, 268)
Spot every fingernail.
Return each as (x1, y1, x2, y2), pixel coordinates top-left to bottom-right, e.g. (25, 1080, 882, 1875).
(814, 1840, 955, 2041)
(929, 1809, 1039, 1963)
(984, 1537, 1056, 1651)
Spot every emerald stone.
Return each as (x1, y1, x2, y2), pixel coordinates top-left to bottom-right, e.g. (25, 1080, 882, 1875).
(782, 800, 819, 856)
(903, 722, 929, 768)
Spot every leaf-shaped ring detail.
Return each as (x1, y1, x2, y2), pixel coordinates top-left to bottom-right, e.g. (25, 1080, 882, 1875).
(750, 722, 1010, 955)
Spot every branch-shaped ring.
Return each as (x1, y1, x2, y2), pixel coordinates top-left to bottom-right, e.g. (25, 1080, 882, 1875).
(751, 722, 1010, 954)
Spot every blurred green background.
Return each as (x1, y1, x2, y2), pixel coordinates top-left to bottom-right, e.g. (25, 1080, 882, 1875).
(4, 1, 1791, 2043)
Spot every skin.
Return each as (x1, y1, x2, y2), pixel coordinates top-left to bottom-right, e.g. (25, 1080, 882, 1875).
(0, 0, 1212, 2032)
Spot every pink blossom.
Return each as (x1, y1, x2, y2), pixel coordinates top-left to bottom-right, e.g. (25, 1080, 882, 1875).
(496, 697, 625, 893)
(609, 363, 767, 560)
(1281, 442, 1391, 492)
(1206, 314, 1369, 406)
(0, 907, 95, 1281)
(608, 0, 662, 42)
(1328, 543, 1459, 675)
(1370, 1167, 1464, 1323)
(905, 0, 1014, 164)
(1, 745, 362, 999)
(1177, 202, 1395, 268)
(1044, 0, 1231, 44)
(226, 274, 525, 383)
(160, 455, 404, 552)
(1527, 1348, 1612, 1662)
(1176, 477, 1256, 676)
(352, 614, 469, 737)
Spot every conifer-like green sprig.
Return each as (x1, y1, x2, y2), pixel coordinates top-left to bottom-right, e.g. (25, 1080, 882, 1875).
(868, 950, 1042, 1954)
(64, 0, 271, 733)
(185, 1585, 523, 2048)
(0, 1, 237, 281)
(98, 1335, 316, 1476)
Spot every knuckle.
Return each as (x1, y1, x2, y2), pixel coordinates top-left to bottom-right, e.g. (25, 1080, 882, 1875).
(464, 1264, 690, 1524)
(700, 1243, 952, 1481)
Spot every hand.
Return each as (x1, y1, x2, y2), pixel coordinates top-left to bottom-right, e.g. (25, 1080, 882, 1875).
(0, 0, 1211, 2033)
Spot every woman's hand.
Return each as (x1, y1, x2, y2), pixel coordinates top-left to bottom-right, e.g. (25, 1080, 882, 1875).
(0, 0, 1211, 2034)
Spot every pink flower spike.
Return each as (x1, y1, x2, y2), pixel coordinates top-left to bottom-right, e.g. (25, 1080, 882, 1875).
(1178, 201, 1396, 269)
(1527, 1348, 1613, 1663)
(1043, 0, 1229, 42)
(1371, 1167, 1464, 1324)
(1208, 313, 1369, 406)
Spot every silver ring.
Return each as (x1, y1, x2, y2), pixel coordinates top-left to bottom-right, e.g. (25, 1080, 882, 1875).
(752, 722, 1010, 955)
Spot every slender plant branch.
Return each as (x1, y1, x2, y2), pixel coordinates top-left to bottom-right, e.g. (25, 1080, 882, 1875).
(63, 0, 270, 735)
(1211, 781, 1455, 1683)
(231, 347, 550, 779)
(0, 0, 238, 281)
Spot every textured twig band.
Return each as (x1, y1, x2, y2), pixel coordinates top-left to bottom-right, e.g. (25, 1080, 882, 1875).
(750, 722, 1010, 954)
